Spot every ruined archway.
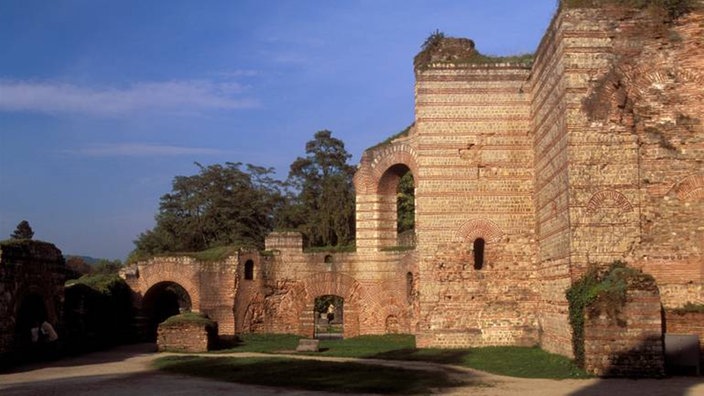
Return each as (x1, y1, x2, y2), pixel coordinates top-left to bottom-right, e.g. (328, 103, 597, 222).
(354, 142, 418, 251)
(142, 281, 192, 341)
(368, 164, 417, 250)
(281, 272, 388, 338)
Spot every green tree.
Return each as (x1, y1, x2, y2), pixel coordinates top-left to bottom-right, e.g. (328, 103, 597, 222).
(132, 162, 284, 258)
(397, 171, 415, 233)
(11, 220, 34, 240)
(94, 259, 123, 274)
(281, 130, 356, 247)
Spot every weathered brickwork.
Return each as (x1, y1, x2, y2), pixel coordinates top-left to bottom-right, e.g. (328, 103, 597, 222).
(122, 5, 702, 375)
(125, 256, 237, 335)
(157, 321, 217, 352)
(0, 241, 67, 362)
(126, 233, 416, 340)
(664, 310, 704, 366)
(584, 289, 664, 377)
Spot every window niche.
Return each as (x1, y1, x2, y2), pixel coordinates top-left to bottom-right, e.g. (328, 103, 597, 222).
(473, 238, 485, 270)
(244, 259, 254, 280)
(324, 255, 334, 271)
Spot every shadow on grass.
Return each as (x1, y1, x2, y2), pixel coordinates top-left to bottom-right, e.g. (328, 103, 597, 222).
(153, 355, 476, 395)
(368, 348, 470, 365)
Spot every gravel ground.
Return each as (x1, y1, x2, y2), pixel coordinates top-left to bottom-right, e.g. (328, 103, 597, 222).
(1, 344, 702, 396)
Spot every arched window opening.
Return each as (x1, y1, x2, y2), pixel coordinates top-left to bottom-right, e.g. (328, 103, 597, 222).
(406, 272, 414, 303)
(397, 171, 415, 247)
(376, 164, 415, 250)
(473, 238, 485, 270)
(314, 295, 344, 340)
(244, 260, 254, 280)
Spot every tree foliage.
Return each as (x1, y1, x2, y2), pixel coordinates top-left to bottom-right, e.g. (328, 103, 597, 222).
(397, 171, 415, 233)
(279, 130, 356, 247)
(11, 220, 34, 240)
(131, 162, 284, 258)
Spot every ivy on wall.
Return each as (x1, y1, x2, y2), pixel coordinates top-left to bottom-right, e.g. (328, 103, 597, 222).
(565, 261, 657, 367)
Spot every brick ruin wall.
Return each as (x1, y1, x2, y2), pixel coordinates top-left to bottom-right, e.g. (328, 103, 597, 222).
(411, 64, 539, 348)
(530, 6, 703, 356)
(0, 241, 66, 359)
(664, 310, 704, 366)
(122, 5, 702, 362)
(157, 321, 217, 352)
(584, 288, 664, 377)
(125, 256, 237, 335)
(248, 233, 416, 338)
(128, 234, 415, 340)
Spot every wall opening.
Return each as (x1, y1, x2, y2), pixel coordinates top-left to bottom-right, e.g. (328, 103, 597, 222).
(406, 272, 414, 303)
(314, 295, 344, 339)
(14, 293, 48, 348)
(397, 170, 415, 242)
(473, 238, 485, 270)
(378, 164, 415, 249)
(324, 255, 334, 271)
(244, 260, 254, 280)
(142, 281, 192, 341)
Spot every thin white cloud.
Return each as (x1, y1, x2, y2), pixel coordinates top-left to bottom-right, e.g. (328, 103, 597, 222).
(0, 79, 260, 117)
(65, 143, 228, 157)
(218, 69, 261, 78)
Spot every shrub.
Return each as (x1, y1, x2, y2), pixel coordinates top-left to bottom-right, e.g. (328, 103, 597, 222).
(565, 261, 655, 367)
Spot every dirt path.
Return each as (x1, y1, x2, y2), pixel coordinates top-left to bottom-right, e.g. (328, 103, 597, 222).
(1, 344, 702, 395)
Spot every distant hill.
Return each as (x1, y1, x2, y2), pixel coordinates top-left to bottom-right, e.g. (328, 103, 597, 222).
(64, 255, 100, 265)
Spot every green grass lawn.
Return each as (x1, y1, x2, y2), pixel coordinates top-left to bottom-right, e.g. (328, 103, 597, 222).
(153, 355, 471, 395)
(214, 333, 589, 379)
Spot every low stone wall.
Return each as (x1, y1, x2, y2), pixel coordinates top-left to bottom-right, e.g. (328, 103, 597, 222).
(584, 289, 664, 377)
(665, 310, 704, 366)
(157, 321, 218, 353)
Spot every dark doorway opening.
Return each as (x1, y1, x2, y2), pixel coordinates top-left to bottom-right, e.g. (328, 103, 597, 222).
(473, 238, 485, 270)
(15, 293, 48, 348)
(142, 282, 192, 341)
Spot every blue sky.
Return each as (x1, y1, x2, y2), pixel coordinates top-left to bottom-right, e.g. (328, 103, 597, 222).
(0, 1, 556, 260)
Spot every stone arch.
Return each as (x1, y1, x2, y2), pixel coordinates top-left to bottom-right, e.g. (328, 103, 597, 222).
(354, 143, 419, 194)
(586, 190, 634, 214)
(673, 174, 704, 201)
(135, 259, 201, 310)
(142, 281, 193, 340)
(355, 142, 419, 250)
(454, 219, 504, 244)
(370, 144, 419, 193)
(289, 272, 385, 338)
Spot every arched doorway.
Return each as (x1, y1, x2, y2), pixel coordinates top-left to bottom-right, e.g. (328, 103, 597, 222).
(314, 295, 343, 339)
(14, 293, 48, 348)
(142, 282, 192, 341)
